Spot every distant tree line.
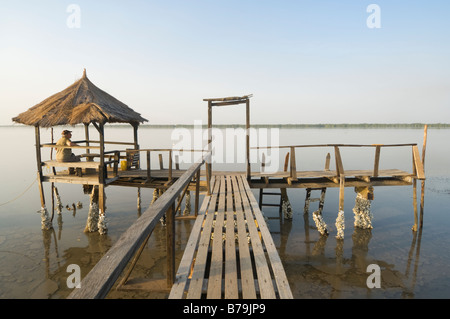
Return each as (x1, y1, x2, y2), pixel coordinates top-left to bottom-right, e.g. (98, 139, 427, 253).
(139, 123, 449, 129)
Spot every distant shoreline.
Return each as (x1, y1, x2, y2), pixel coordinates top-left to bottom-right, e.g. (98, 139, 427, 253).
(4, 123, 449, 129)
(139, 123, 447, 129)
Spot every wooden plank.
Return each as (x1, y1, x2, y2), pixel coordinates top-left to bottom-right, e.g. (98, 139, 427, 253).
(207, 176, 226, 299)
(224, 175, 239, 299)
(169, 178, 214, 299)
(186, 177, 220, 299)
(237, 176, 276, 299)
(43, 160, 101, 169)
(68, 155, 208, 299)
(239, 175, 293, 299)
(231, 175, 257, 299)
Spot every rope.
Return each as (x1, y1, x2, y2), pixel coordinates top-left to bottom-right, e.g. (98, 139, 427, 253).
(0, 177, 38, 207)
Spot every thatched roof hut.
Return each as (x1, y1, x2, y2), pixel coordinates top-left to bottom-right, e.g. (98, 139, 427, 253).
(12, 69, 147, 127)
(13, 70, 149, 217)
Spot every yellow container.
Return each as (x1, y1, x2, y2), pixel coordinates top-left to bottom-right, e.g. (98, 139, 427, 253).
(120, 160, 128, 171)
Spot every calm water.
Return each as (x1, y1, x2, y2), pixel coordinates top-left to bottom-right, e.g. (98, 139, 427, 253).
(1, 125, 450, 299)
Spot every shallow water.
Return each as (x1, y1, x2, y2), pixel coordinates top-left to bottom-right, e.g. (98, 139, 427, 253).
(1, 126, 449, 299)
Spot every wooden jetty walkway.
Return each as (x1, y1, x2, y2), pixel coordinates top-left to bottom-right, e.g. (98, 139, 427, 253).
(169, 174, 292, 299)
(68, 154, 292, 299)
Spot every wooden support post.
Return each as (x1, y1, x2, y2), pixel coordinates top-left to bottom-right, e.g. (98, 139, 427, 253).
(289, 146, 297, 182)
(412, 145, 425, 180)
(373, 145, 381, 177)
(412, 179, 418, 232)
(207, 101, 212, 183)
(159, 154, 164, 170)
(420, 125, 427, 228)
(339, 174, 345, 212)
(132, 123, 139, 149)
(411, 146, 418, 232)
(246, 98, 250, 180)
(84, 123, 91, 156)
(132, 123, 140, 169)
(168, 150, 173, 182)
(284, 152, 290, 172)
(334, 146, 344, 178)
(99, 183, 105, 216)
(195, 169, 200, 216)
(97, 123, 107, 234)
(175, 155, 180, 170)
(146, 150, 151, 181)
(35, 126, 46, 208)
(206, 160, 211, 195)
(325, 152, 331, 171)
(261, 152, 266, 173)
(166, 203, 175, 287)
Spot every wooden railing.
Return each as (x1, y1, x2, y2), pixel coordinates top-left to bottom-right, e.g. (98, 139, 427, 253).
(67, 152, 211, 299)
(123, 148, 207, 182)
(252, 143, 425, 182)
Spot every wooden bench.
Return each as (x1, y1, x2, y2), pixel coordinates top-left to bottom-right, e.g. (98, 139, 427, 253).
(169, 174, 293, 299)
(43, 160, 101, 170)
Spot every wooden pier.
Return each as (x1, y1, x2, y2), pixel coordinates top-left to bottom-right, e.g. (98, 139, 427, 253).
(13, 72, 428, 300)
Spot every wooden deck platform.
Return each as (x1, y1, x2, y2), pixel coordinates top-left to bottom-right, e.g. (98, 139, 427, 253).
(250, 168, 416, 189)
(169, 174, 293, 299)
(42, 166, 187, 186)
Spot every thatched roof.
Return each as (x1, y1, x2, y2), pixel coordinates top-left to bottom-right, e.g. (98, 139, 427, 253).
(12, 69, 148, 127)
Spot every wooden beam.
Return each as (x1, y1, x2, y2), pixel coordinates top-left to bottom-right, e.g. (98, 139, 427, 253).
(203, 95, 252, 102)
(211, 100, 247, 107)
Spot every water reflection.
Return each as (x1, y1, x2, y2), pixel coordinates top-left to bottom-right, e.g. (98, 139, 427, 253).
(36, 225, 113, 298)
(277, 206, 424, 298)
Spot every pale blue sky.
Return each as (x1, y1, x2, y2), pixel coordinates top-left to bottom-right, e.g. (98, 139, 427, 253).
(1, 1, 449, 125)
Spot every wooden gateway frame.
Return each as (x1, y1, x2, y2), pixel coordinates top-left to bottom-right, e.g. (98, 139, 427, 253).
(203, 95, 253, 180)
